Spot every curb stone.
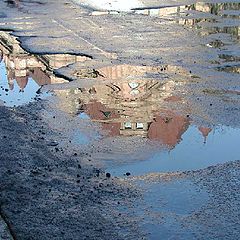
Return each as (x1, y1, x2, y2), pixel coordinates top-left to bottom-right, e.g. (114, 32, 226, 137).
(0, 215, 14, 240)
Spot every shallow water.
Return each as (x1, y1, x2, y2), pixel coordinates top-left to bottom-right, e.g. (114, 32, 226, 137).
(132, 179, 209, 239)
(0, 60, 48, 107)
(0, 2, 239, 174)
(52, 61, 240, 175)
(0, 1, 239, 239)
(107, 125, 240, 176)
(0, 31, 85, 106)
(135, 2, 240, 72)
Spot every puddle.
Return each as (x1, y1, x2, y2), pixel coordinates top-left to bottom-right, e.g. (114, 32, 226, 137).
(0, 60, 49, 107)
(134, 2, 240, 73)
(72, 127, 101, 145)
(1, 3, 238, 175)
(0, 31, 88, 106)
(51, 62, 240, 175)
(107, 125, 240, 176)
(132, 179, 209, 239)
(91, 2, 240, 74)
(0, 2, 239, 239)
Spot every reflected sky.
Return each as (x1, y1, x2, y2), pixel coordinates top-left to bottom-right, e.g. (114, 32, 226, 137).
(0, 60, 45, 107)
(52, 60, 240, 176)
(0, 2, 239, 240)
(107, 125, 240, 176)
(0, 3, 239, 176)
(133, 179, 209, 239)
(0, 30, 84, 107)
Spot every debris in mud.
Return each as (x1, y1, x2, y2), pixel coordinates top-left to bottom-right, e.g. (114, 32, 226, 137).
(106, 172, 111, 178)
(47, 141, 59, 147)
(73, 69, 104, 78)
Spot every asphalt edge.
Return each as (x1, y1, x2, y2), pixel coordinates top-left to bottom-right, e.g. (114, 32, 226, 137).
(0, 209, 16, 240)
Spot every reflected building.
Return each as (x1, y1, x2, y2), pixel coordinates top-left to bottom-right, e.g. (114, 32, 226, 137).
(135, 3, 240, 39)
(198, 126, 212, 144)
(0, 31, 88, 91)
(142, 3, 240, 74)
(5, 0, 20, 8)
(148, 111, 189, 148)
(54, 64, 210, 148)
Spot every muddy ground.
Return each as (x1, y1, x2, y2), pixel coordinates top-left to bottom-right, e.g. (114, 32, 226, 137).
(0, 0, 240, 239)
(0, 102, 239, 239)
(0, 103, 143, 240)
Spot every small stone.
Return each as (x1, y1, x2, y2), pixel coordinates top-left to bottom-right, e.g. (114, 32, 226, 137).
(106, 172, 111, 178)
(95, 170, 100, 177)
(47, 141, 59, 147)
(126, 172, 131, 176)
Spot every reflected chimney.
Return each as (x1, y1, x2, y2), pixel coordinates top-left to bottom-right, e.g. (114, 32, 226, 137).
(198, 127, 212, 144)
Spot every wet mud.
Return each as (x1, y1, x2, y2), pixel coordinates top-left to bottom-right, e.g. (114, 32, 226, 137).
(0, 0, 239, 239)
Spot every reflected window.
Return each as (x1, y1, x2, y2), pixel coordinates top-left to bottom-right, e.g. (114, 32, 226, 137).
(101, 111, 111, 118)
(128, 82, 139, 89)
(136, 123, 144, 129)
(130, 89, 140, 95)
(124, 122, 132, 129)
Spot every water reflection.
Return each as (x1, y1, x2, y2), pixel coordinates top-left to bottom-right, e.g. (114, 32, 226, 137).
(135, 2, 240, 73)
(4, 0, 46, 10)
(0, 31, 87, 106)
(52, 62, 240, 175)
(90, 2, 239, 74)
(54, 64, 214, 149)
(108, 125, 240, 176)
(75, 0, 144, 12)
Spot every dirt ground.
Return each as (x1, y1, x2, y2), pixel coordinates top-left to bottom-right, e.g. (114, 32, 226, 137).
(0, 103, 143, 239)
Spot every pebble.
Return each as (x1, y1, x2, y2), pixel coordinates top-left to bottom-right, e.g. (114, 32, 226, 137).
(47, 141, 59, 147)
